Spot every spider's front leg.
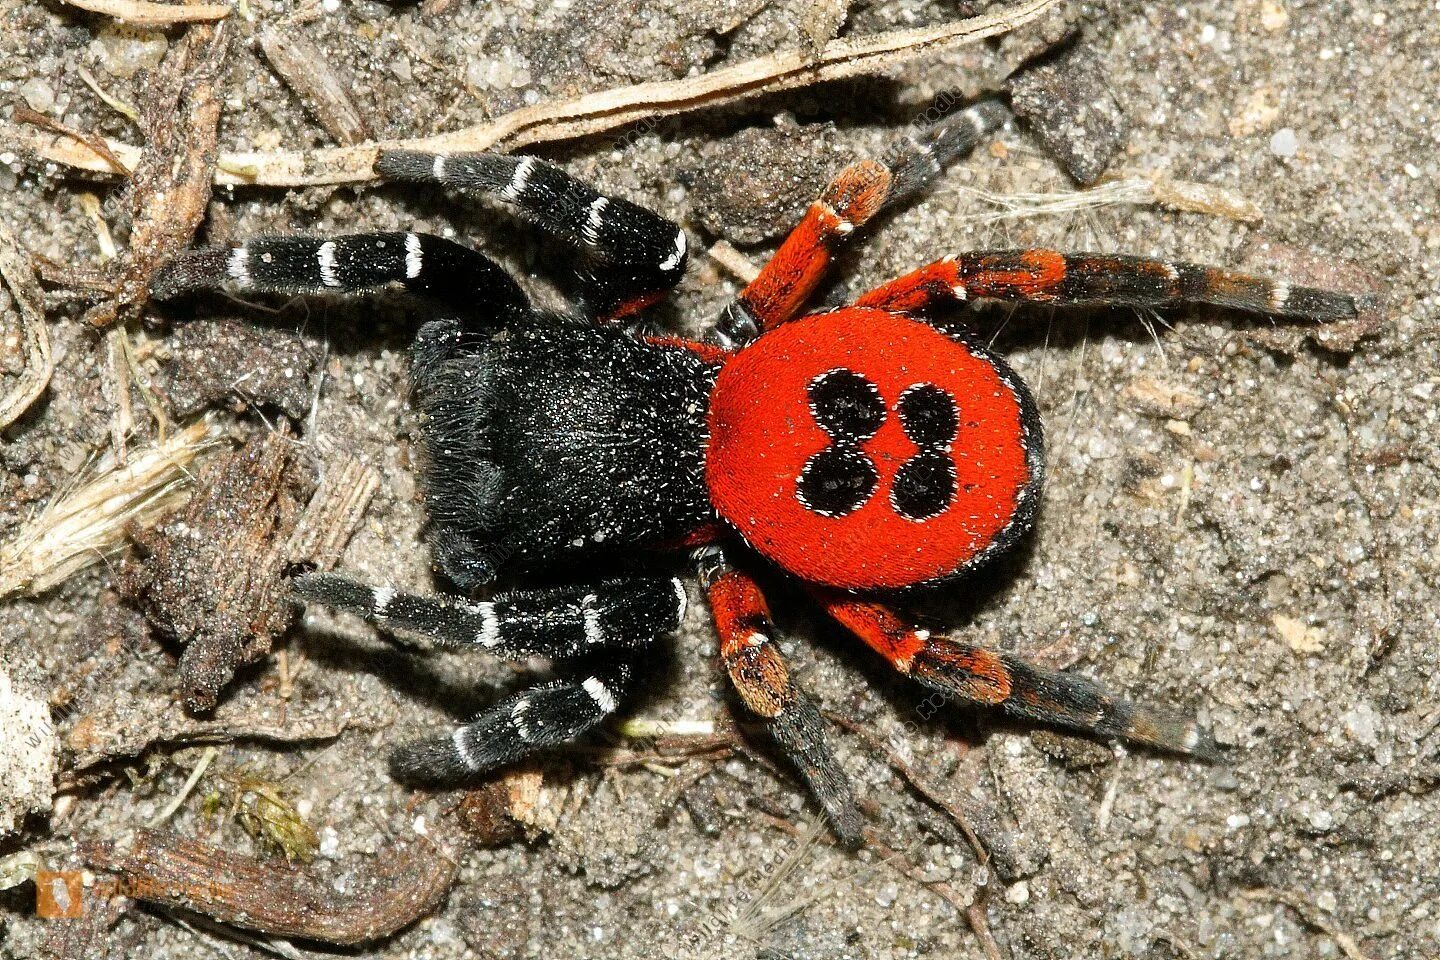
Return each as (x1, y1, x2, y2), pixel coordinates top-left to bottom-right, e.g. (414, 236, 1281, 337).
(696, 547, 864, 846)
(811, 588, 1218, 759)
(854, 249, 1365, 322)
(711, 100, 1008, 345)
(151, 230, 533, 326)
(377, 150, 689, 322)
(294, 573, 687, 781)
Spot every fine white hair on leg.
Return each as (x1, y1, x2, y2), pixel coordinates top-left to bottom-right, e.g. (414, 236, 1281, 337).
(671, 577, 688, 623)
(658, 231, 687, 272)
(317, 241, 340, 288)
(502, 156, 537, 202)
(371, 586, 396, 620)
(583, 197, 609, 246)
(583, 676, 617, 714)
(451, 727, 478, 769)
(474, 602, 500, 648)
(511, 698, 532, 739)
(226, 247, 250, 285)
(1271, 282, 1291, 310)
(581, 593, 604, 644)
(404, 232, 423, 280)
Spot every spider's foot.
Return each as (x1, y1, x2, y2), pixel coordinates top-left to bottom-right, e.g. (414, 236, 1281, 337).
(392, 669, 633, 784)
(768, 696, 865, 848)
(911, 644, 1220, 761)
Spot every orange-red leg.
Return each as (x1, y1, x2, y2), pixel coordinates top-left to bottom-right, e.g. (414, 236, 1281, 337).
(854, 249, 1363, 322)
(810, 588, 1217, 758)
(698, 547, 863, 845)
(711, 101, 1007, 345)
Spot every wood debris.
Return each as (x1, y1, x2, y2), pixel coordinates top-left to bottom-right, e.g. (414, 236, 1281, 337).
(119, 430, 377, 712)
(60, 0, 230, 25)
(0, 417, 229, 598)
(81, 830, 457, 947)
(455, 767, 545, 846)
(258, 25, 370, 145)
(59, 21, 228, 329)
(0, 222, 53, 430)
(20, 0, 1060, 188)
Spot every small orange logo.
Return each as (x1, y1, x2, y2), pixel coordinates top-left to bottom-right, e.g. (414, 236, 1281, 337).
(35, 870, 85, 919)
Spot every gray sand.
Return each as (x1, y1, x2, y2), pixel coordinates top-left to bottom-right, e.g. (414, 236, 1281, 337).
(1, 0, 1436, 957)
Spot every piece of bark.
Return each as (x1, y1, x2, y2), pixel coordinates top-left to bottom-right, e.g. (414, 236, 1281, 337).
(1008, 42, 1128, 185)
(80, 22, 227, 328)
(0, 221, 53, 430)
(119, 429, 378, 712)
(282, 455, 380, 570)
(455, 768, 544, 846)
(121, 430, 310, 713)
(80, 830, 457, 947)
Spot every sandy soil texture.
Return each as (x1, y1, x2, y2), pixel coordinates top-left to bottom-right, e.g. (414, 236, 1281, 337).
(1, 1, 1436, 957)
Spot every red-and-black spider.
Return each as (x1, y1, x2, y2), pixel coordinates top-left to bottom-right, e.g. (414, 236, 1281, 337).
(153, 100, 1365, 846)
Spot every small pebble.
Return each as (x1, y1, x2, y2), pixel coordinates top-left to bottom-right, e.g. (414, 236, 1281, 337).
(1270, 128, 1299, 157)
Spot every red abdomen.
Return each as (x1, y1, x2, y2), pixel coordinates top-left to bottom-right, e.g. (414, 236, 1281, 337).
(705, 308, 1043, 590)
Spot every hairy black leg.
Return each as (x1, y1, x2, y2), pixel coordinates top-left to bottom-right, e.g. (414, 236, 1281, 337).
(150, 231, 532, 324)
(293, 572, 686, 660)
(696, 545, 864, 847)
(391, 658, 639, 783)
(378, 150, 689, 321)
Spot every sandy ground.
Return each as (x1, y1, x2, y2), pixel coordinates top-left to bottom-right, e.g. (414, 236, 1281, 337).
(1, 0, 1437, 957)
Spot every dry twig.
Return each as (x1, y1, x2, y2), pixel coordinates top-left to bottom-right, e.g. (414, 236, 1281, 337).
(60, 0, 231, 25)
(282, 454, 379, 570)
(0, 416, 229, 598)
(81, 830, 456, 946)
(0, 221, 52, 430)
(258, 25, 370, 145)
(69, 21, 227, 328)
(19, 0, 1059, 187)
(121, 432, 378, 711)
(62, 714, 353, 782)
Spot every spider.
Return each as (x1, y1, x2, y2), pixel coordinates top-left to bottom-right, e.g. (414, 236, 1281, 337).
(153, 99, 1363, 845)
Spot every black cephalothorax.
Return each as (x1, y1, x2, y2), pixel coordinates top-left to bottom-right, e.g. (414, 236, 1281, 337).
(418, 321, 719, 587)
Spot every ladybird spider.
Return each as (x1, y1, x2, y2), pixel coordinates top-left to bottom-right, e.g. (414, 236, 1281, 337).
(153, 99, 1364, 845)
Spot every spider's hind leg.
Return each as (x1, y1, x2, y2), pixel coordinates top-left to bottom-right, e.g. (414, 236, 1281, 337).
(854, 249, 1363, 323)
(293, 573, 686, 780)
(698, 547, 864, 847)
(393, 660, 638, 784)
(812, 589, 1218, 760)
(378, 150, 689, 322)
